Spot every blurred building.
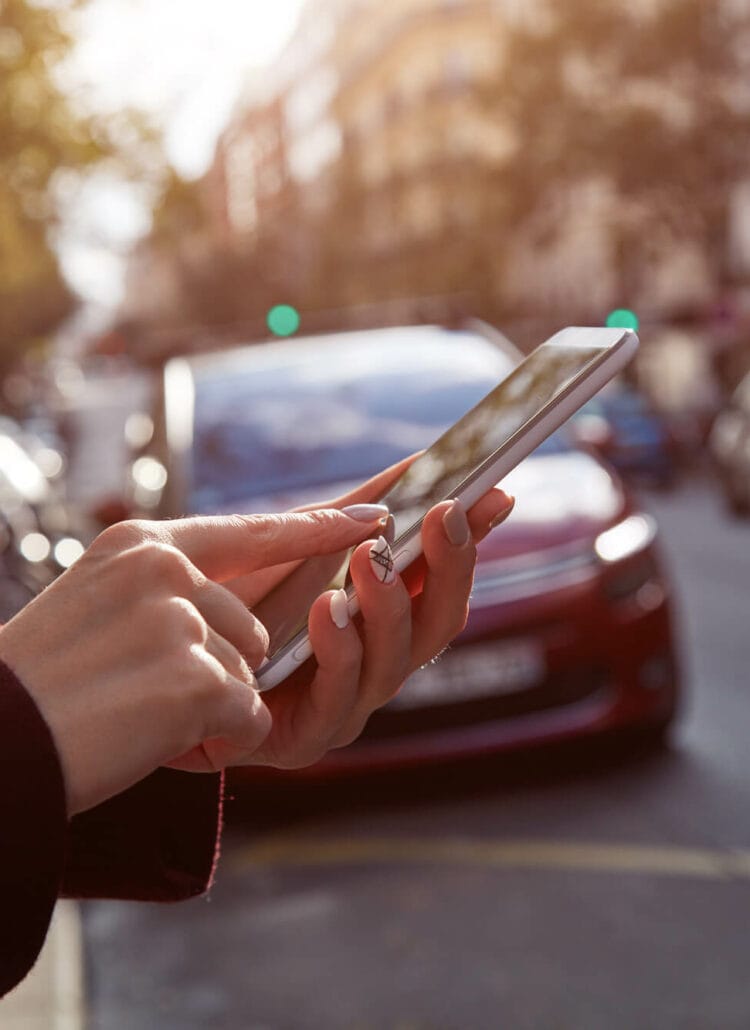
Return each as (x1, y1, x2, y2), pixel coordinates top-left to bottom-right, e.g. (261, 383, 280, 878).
(208, 0, 557, 319)
(210, 92, 289, 244)
(119, 0, 749, 363)
(203, 0, 715, 329)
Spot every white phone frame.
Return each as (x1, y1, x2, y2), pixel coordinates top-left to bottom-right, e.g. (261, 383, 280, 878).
(256, 326, 638, 690)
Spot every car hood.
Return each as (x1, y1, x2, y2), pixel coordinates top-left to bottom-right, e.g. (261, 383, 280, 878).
(218, 451, 626, 559)
(479, 450, 627, 560)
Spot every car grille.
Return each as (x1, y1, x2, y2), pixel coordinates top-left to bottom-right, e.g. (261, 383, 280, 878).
(358, 664, 608, 743)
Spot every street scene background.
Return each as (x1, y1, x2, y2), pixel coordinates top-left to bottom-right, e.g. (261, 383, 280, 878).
(2, 0, 750, 1027)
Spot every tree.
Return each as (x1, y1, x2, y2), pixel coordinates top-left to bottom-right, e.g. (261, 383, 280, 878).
(0, 0, 141, 370)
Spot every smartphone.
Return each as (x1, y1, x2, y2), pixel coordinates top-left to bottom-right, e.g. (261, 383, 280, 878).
(254, 325, 638, 689)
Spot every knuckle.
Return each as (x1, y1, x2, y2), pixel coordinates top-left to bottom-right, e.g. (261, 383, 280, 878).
(246, 607, 269, 641)
(236, 513, 279, 551)
(161, 596, 206, 645)
(299, 509, 337, 532)
(94, 519, 152, 553)
(173, 657, 221, 739)
(181, 651, 227, 721)
(132, 541, 195, 591)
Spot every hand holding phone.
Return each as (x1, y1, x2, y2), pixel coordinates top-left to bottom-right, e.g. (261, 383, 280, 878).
(254, 326, 638, 689)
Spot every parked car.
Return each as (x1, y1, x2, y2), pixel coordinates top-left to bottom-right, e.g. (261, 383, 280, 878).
(709, 371, 750, 516)
(127, 324, 680, 779)
(0, 417, 84, 620)
(570, 382, 677, 488)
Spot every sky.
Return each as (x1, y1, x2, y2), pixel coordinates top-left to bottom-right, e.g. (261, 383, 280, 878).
(57, 0, 307, 308)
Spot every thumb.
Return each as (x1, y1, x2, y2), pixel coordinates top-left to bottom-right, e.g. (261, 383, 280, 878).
(159, 506, 388, 581)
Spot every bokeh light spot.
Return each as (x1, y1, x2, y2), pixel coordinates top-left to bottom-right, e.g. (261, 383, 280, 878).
(267, 304, 300, 337)
(606, 308, 640, 331)
(20, 532, 50, 563)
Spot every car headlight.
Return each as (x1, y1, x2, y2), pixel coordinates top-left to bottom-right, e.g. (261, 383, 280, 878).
(594, 514, 657, 564)
(596, 514, 663, 605)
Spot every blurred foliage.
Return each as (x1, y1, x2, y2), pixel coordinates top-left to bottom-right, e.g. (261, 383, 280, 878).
(137, 168, 297, 346)
(0, 0, 154, 370)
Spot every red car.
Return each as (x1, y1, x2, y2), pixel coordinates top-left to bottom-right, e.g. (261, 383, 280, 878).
(129, 323, 680, 779)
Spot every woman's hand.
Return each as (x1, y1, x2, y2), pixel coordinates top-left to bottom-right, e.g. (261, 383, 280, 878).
(0, 457, 514, 814)
(0, 506, 388, 816)
(237, 491, 514, 769)
(211, 460, 515, 771)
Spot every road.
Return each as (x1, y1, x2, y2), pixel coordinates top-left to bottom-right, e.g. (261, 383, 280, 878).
(78, 476, 750, 1030)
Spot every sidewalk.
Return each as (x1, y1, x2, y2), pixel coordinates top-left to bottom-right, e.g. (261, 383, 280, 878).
(1, 901, 85, 1029)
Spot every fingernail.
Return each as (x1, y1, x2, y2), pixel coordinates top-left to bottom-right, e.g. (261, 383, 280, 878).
(369, 535, 395, 584)
(443, 498, 470, 546)
(383, 513, 396, 545)
(330, 589, 350, 629)
(341, 503, 390, 522)
(489, 496, 516, 530)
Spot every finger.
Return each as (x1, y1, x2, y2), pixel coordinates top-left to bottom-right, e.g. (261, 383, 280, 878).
(409, 499, 477, 670)
(168, 664, 272, 772)
(467, 488, 515, 542)
(329, 535, 412, 747)
(249, 590, 364, 768)
(225, 456, 421, 602)
(159, 508, 388, 582)
(193, 579, 269, 669)
(203, 625, 253, 684)
(400, 488, 515, 596)
(224, 456, 423, 605)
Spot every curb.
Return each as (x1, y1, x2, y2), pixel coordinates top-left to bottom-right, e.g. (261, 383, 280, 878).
(1, 900, 85, 1029)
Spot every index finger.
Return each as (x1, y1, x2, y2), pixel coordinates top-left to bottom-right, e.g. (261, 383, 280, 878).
(224, 453, 421, 602)
(158, 508, 387, 581)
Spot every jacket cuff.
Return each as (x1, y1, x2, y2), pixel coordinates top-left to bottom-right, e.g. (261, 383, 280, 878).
(62, 768, 224, 902)
(0, 660, 68, 996)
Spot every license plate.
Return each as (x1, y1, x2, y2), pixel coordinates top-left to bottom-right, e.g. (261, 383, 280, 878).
(389, 640, 546, 710)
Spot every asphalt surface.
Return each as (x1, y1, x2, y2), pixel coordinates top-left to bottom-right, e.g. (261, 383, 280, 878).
(76, 473, 750, 1030)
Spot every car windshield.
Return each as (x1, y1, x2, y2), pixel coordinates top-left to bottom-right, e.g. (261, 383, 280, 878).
(188, 328, 570, 513)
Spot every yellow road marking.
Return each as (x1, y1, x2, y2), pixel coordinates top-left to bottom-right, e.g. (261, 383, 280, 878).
(230, 836, 750, 881)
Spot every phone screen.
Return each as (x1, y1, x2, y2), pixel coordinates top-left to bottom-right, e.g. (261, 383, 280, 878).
(254, 333, 610, 663)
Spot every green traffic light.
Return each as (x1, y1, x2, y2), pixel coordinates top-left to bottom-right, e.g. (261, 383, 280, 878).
(267, 304, 300, 337)
(606, 308, 639, 331)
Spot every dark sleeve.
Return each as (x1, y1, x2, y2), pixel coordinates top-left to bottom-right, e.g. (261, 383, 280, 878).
(0, 660, 68, 997)
(0, 659, 224, 997)
(62, 767, 224, 901)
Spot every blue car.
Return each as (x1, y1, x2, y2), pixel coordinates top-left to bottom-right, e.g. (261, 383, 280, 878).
(570, 384, 676, 488)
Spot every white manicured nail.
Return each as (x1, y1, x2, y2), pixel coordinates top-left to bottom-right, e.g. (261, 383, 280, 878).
(341, 503, 390, 522)
(330, 589, 350, 629)
(369, 535, 395, 585)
